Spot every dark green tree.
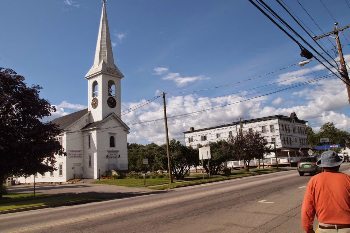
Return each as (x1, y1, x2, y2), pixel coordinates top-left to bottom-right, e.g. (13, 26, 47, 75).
(0, 68, 63, 197)
(231, 130, 269, 171)
(203, 140, 234, 175)
(165, 139, 199, 180)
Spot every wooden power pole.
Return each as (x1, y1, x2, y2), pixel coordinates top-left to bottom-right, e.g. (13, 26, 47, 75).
(314, 22, 350, 103)
(162, 92, 173, 183)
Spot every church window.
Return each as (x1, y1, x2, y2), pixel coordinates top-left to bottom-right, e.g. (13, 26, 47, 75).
(59, 164, 63, 176)
(108, 80, 116, 96)
(92, 81, 98, 97)
(88, 134, 91, 149)
(110, 135, 115, 147)
(88, 155, 92, 168)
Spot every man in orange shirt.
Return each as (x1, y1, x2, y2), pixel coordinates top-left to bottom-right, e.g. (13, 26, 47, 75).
(301, 150, 350, 233)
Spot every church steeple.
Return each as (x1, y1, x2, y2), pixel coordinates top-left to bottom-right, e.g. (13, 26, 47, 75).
(86, 0, 123, 121)
(86, 0, 123, 79)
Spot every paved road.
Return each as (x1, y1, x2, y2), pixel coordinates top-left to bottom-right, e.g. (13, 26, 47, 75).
(1, 165, 349, 233)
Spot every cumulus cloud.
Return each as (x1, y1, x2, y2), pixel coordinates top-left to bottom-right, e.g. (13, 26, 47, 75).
(272, 97, 283, 105)
(153, 67, 209, 87)
(63, 0, 80, 8)
(122, 75, 350, 145)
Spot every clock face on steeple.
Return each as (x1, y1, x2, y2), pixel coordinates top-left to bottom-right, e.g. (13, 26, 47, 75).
(91, 97, 98, 109)
(107, 96, 116, 108)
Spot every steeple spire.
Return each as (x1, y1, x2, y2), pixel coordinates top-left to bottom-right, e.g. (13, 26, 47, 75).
(86, 0, 123, 79)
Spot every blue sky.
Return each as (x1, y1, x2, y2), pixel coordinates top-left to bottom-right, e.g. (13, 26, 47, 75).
(2, 0, 350, 144)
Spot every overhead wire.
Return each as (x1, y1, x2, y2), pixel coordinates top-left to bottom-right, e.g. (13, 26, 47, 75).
(250, 0, 350, 87)
(296, 0, 338, 49)
(319, 0, 337, 22)
(276, 0, 339, 67)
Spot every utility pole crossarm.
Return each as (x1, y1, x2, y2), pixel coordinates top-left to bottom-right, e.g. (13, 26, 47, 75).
(313, 22, 350, 103)
(313, 23, 350, 40)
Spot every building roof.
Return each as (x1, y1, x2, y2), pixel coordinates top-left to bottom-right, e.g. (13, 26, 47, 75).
(81, 113, 129, 131)
(51, 109, 88, 130)
(183, 113, 307, 134)
(85, 1, 123, 79)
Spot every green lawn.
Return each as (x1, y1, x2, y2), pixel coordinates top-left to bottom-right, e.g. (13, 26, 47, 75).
(95, 177, 170, 187)
(0, 193, 102, 212)
(95, 168, 281, 190)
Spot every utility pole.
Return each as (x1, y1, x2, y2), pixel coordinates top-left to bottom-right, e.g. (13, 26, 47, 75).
(314, 22, 350, 103)
(162, 92, 173, 184)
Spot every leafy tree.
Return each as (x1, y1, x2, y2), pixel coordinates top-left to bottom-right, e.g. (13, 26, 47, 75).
(231, 130, 269, 171)
(165, 139, 198, 180)
(203, 140, 234, 175)
(0, 68, 63, 197)
(128, 143, 166, 172)
(306, 126, 318, 147)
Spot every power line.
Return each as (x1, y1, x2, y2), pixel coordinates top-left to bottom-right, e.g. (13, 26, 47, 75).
(65, 72, 334, 136)
(121, 95, 162, 116)
(296, 0, 338, 49)
(276, 0, 339, 67)
(319, 0, 337, 22)
(250, 0, 350, 87)
(344, 0, 350, 10)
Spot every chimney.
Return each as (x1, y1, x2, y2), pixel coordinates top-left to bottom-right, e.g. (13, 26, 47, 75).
(190, 127, 194, 132)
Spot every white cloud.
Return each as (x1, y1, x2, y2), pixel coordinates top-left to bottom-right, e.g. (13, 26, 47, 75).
(153, 67, 169, 75)
(153, 67, 210, 87)
(272, 97, 283, 105)
(112, 32, 127, 47)
(122, 74, 350, 145)
(63, 0, 80, 8)
(117, 33, 126, 41)
(276, 64, 324, 85)
(56, 101, 86, 111)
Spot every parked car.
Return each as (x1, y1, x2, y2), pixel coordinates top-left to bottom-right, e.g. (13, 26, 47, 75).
(297, 157, 321, 176)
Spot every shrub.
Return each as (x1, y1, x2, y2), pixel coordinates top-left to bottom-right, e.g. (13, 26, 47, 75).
(222, 167, 231, 176)
(1, 184, 8, 195)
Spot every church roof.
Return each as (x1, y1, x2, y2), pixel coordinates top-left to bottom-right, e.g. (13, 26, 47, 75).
(52, 109, 88, 130)
(85, 1, 123, 79)
(81, 113, 130, 132)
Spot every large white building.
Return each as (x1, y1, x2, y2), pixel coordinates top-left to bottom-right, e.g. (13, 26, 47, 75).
(184, 113, 308, 158)
(18, 1, 129, 183)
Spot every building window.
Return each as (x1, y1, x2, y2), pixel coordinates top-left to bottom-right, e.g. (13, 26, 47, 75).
(92, 81, 98, 97)
(108, 80, 116, 96)
(88, 155, 92, 168)
(216, 133, 220, 138)
(188, 137, 193, 143)
(262, 126, 267, 133)
(271, 137, 276, 143)
(88, 134, 91, 149)
(248, 128, 253, 133)
(110, 135, 115, 147)
(59, 164, 63, 176)
(35, 173, 38, 178)
(201, 135, 207, 141)
(228, 131, 233, 137)
(50, 171, 54, 177)
(42, 172, 45, 178)
(270, 125, 275, 133)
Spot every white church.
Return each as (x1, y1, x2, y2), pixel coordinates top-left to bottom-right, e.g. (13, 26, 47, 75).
(17, 1, 129, 183)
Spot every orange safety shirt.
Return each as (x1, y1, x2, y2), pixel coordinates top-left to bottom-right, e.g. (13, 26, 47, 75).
(301, 171, 350, 232)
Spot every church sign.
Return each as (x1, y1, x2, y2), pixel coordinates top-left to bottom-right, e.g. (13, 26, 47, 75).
(68, 150, 83, 158)
(106, 151, 119, 159)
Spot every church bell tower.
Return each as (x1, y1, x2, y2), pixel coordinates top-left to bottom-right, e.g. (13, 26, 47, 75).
(85, 0, 123, 122)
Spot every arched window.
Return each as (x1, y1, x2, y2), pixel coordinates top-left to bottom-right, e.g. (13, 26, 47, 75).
(108, 80, 116, 96)
(110, 136, 115, 148)
(92, 81, 98, 97)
